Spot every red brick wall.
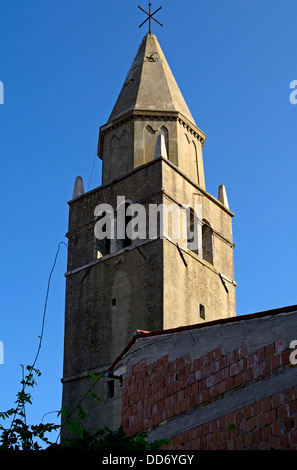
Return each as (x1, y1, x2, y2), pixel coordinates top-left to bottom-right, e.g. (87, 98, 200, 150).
(169, 388, 297, 450)
(121, 339, 297, 449)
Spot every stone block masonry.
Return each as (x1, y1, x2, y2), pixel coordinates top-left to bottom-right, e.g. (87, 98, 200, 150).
(63, 32, 236, 433)
(111, 306, 297, 450)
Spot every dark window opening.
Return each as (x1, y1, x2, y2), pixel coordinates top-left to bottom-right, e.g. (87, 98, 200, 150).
(187, 207, 199, 255)
(202, 220, 214, 265)
(95, 211, 111, 258)
(124, 203, 132, 248)
(107, 380, 114, 399)
(200, 304, 205, 320)
(96, 237, 111, 259)
(112, 298, 116, 306)
(116, 203, 133, 249)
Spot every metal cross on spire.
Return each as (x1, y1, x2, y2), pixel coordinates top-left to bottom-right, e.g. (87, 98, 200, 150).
(138, 2, 163, 35)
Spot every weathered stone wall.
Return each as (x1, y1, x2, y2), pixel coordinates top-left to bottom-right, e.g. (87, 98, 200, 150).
(161, 158, 236, 322)
(62, 155, 236, 433)
(163, 240, 236, 327)
(62, 368, 123, 433)
(62, 30, 238, 438)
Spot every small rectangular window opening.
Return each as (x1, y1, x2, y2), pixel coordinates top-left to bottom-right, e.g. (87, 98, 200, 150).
(107, 380, 115, 398)
(112, 298, 116, 306)
(200, 304, 205, 320)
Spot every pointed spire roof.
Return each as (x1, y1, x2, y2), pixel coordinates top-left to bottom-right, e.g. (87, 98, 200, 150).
(108, 33, 196, 125)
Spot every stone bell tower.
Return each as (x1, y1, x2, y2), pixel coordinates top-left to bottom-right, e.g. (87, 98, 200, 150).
(62, 33, 236, 433)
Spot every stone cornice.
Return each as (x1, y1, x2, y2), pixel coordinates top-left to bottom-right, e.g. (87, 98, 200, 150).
(68, 156, 234, 218)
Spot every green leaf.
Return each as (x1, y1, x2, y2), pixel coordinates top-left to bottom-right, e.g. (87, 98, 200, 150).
(88, 390, 101, 403)
(86, 371, 105, 382)
(76, 404, 87, 420)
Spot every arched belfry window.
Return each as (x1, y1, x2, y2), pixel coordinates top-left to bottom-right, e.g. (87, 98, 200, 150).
(123, 202, 132, 248)
(115, 201, 133, 250)
(144, 125, 157, 162)
(160, 126, 169, 156)
(202, 219, 214, 265)
(110, 130, 130, 180)
(187, 207, 199, 255)
(94, 211, 111, 258)
(144, 125, 169, 162)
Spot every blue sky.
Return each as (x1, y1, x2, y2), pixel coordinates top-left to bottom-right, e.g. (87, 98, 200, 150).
(0, 0, 297, 445)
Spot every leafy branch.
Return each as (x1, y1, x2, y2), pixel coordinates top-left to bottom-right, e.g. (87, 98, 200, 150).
(0, 366, 60, 450)
(0, 367, 169, 451)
